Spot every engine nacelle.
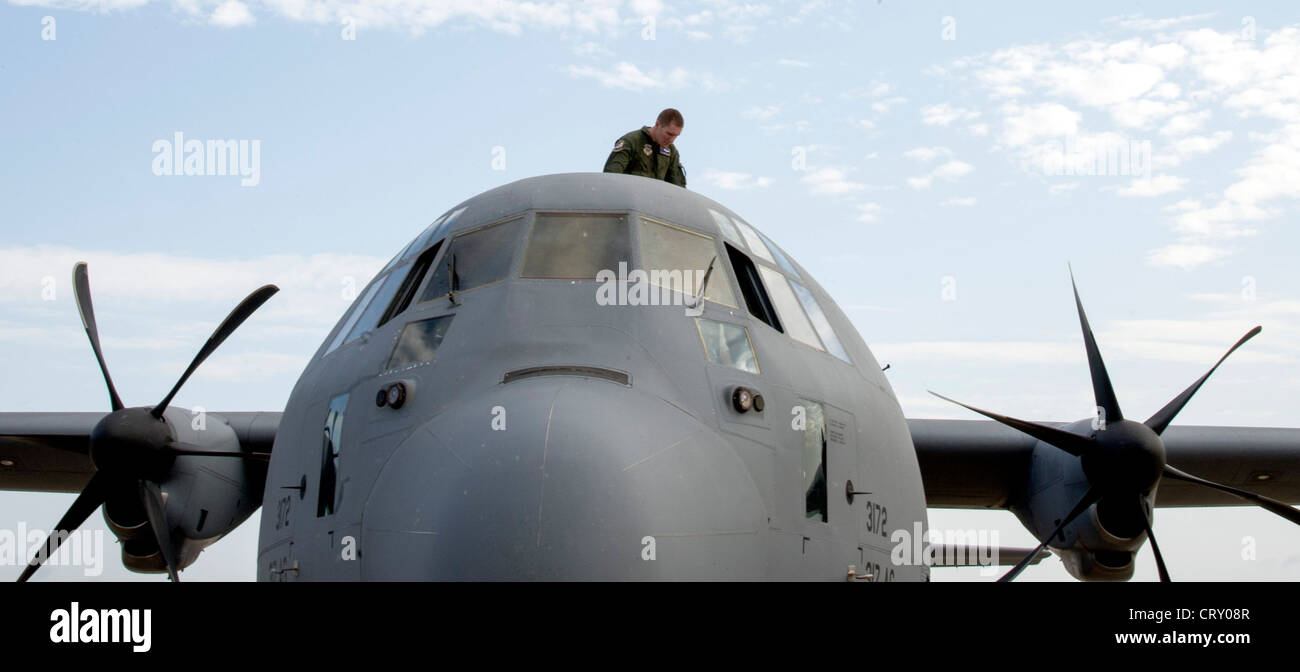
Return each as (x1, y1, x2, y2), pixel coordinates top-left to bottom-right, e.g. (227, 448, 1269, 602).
(1009, 419, 1155, 581)
(102, 408, 267, 575)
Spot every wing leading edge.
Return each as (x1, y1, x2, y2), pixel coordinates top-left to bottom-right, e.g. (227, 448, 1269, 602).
(910, 418, 1300, 509)
(0, 411, 280, 493)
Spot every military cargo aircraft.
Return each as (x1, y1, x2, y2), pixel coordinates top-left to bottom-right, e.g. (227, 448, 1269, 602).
(2, 173, 1297, 581)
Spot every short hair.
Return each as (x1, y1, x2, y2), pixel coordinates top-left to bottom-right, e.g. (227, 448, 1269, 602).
(656, 108, 684, 128)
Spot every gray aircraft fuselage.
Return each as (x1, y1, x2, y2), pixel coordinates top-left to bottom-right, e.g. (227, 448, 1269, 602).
(255, 173, 929, 581)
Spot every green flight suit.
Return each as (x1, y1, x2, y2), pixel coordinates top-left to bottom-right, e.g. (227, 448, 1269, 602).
(603, 127, 687, 188)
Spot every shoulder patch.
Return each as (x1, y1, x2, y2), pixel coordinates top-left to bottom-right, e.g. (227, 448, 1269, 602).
(613, 140, 625, 151)
(659, 146, 671, 156)
(643, 145, 653, 156)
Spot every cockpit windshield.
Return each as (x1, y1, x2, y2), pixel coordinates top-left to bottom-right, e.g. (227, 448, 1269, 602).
(521, 214, 630, 279)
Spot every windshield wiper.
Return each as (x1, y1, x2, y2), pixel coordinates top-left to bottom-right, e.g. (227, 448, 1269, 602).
(446, 252, 460, 305)
(687, 255, 717, 311)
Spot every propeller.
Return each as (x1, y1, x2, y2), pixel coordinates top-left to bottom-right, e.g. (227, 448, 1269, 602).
(18, 262, 277, 582)
(933, 269, 1293, 582)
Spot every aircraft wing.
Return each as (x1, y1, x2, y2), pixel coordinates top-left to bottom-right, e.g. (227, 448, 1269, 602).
(0, 412, 281, 493)
(909, 418, 1300, 509)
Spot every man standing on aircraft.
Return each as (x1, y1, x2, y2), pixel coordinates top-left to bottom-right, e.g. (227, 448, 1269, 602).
(603, 108, 687, 188)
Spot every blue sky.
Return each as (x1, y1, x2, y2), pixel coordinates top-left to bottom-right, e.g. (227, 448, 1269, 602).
(1, 0, 1298, 580)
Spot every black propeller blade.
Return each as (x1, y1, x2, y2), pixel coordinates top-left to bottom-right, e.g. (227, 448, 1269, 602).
(153, 284, 279, 419)
(928, 391, 1096, 457)
(1145, 326, 1262, 436)
(18, 472, 113, 582)
(1070, 268, 1123, 425)
(139, 480, 181, 582)
(999, 487, 1100, 582)
(73, 262, 124, 412)
(1163, 465, 1300, 526)
(1137, 494, 1171, 582)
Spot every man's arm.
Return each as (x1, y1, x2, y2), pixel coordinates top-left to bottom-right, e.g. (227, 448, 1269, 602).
(603, 137, 634, 174)
(668, 153, 687, 188)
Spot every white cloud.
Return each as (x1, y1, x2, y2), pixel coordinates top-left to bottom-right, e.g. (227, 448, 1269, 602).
(778, 58, 811, 68)
(1108, 98, 1189, 128)
(1045, 59, 1166, 108)
(1145, 243, 1230, 270)
(722, 24, 756, 43)
(1001, 102, 1081, 146)
(933, 160, 974, 179)
(567, 62, 725, 92)
(902, 146, 952, 162)
(210, 0, 253, 27)
(743, 105, 780, 120)
(1171, 130, 1233, 156)
(1049, 182, 1081, 195)
(700, 169, 773, 190)
(572, 41, 612, 58)
(856, 203, 886, 222)
(1104, 13, 1217, 32)
(0, 246, 384, 320)
(940, 197, 977, 207)
(0, 246, 388, 388)
(943, 24, 1300, 268)
(801, 168, 864, 195)
(921, 103, 980, 126)
(908, 159, 973, 189)
(23, 0, 848, 36)
(630, 0, 663, 17)
(1117, 174, 1187, 197)
(871, 96, 907, 114)
(1160, 110, 1212, 136)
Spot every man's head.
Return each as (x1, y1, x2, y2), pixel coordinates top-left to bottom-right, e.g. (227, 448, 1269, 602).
(650, 108, 684, 147)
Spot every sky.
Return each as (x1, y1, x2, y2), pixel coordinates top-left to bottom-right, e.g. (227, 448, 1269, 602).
(0, 0, 1298, 581)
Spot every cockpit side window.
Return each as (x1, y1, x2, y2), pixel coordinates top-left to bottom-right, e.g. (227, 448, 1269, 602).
(323, 273, 389, 356)
(343, 271, 407, 343)
(521, 213, 630, 279)
(757, 231, 801, 280)
(707, 209, 745, 248)
(789, 279, 852, 363)
(379, 240, 443, 328)
(758, 266, 824, 352)
(725, 243, 783, 333)
(386, 315, 456, 370)
(421, 217, 523, 303)
(694, 318, 759, 374)
(732, 218, 775, 265)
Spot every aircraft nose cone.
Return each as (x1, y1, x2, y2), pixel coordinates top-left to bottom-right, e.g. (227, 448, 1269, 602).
(360, 378, 766, 580)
